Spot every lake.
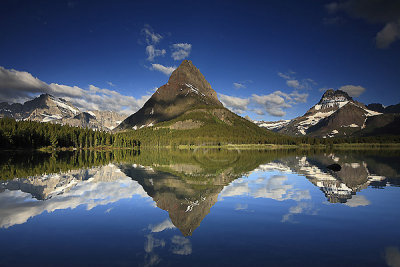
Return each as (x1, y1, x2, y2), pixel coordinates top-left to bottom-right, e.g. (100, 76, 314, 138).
(0, 148, 399, 266)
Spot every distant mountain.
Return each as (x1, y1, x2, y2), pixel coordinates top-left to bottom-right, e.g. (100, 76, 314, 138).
(0, 94, 126, 131)
(256, 89, 400, 138)
(367, 103, 400, 114)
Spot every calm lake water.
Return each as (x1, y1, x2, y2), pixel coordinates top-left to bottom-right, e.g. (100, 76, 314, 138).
(0, 149, 400, 267)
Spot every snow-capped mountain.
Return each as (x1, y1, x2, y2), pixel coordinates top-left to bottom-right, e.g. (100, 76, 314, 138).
(0, 94, 127, 131)
(256, 89, 400, 137)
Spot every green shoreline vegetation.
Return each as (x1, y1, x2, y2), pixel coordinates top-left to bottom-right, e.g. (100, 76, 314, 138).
(0, 118, 140, 150)
(1, 118, 400, 152)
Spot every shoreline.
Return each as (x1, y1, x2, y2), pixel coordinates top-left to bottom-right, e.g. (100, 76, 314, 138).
(1, 143, 400, 153)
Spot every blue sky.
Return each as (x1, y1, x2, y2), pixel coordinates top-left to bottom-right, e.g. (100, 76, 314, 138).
(0, 0, 399, 120)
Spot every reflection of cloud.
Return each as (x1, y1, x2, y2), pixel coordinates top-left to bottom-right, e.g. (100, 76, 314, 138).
(220, 175, 310, 202)
(0, 165, 151, 228)
(344, 195, 370, 207)
(144, 234, 165, 253)
(171, 236, 192, 255)
(143, 234, 165, 267)
(385, 246, 400, 267)
(149, 218, 176, 233)
(235, 203, 248, 210)
(281, 202, 317, 223)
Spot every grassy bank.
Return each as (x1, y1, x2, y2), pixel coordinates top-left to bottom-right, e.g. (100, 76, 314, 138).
(138, 142, 400, 150)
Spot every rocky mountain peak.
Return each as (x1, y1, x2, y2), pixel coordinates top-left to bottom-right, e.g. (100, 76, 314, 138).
(116, 60, 224, 130)
(167, 60, 213, 94)
(319, 89, 353, 104)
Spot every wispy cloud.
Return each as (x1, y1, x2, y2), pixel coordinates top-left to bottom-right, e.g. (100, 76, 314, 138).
(278, 71, 316, 90)
(233, 82, 246, 89)
(151, 63, 176, 76)
(142, 24, 163, 45)
(0, 66, 151, 115)
(171, 43, 192, 60)
(106, 81, 115, 87)
(146, 45, 166, 61)
(141, 25, 166, 61)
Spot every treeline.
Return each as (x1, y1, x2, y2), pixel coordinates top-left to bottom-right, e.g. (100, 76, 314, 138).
(0, 118, 140, 149)
(120, 127, 400, 147)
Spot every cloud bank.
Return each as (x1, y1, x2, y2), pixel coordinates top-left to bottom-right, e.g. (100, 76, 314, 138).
(0, 66, 151, 115)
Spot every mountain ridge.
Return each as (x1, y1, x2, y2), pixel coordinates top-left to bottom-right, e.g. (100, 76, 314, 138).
(0, 94, 126, 131)
(255, 89, 400, 138)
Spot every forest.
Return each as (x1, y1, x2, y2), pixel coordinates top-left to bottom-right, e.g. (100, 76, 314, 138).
(0, 118, 140, 149)
(1, 117, 399, 150)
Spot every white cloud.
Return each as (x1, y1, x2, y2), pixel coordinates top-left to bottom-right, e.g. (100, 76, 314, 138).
(151, 63, 176, 76)
(219, 94, 250, 114)
(254, 109, 265, 115)
(107, 81, 115, 87)
(219, 89, 308, 117)
(171, 43, 192, 61)
(252, 91, 294, 117)
(278, 71, 316, 90)
(278, 72, 291, 80)
(0, 66, 151, 115)
(376, 20, 400, 49)
(233, 82, 246, 89)
(142, 25, 163, 45)
(287, 80, 300, 88)
(339, 85, 366, 97)
(146, 45, 166, 61)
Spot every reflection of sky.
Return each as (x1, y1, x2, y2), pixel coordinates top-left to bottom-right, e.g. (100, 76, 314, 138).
(0, 164, 151, 228)
(0, 157, 400, 266)
(219, 174, 311, 202)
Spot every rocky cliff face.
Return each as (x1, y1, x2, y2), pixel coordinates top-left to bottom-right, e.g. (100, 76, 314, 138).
(116, 60, 223, 131)
(257, 89, 388, 137)
(0, 94, 126, 131)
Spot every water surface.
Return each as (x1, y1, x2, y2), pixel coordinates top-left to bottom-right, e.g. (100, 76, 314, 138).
(0, 149, 399, 266)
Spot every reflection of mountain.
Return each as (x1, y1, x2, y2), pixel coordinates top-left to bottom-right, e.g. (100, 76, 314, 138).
(1, 149, 398, 232)
(0, 164, 150, 228)
(269, 152, 400, 203)
(120, 155, 252, 236)
(120, 149, 287, 236)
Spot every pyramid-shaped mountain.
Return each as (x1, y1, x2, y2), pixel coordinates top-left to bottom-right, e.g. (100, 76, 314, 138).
(116, 60, 224, 130)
